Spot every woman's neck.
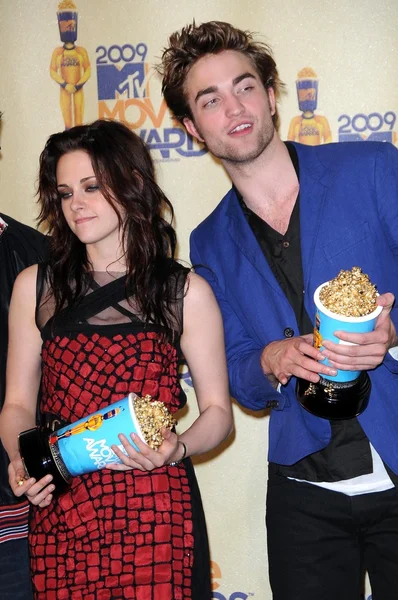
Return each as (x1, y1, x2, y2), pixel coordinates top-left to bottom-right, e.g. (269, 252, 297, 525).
(86, 240, 127, 273)
(86, 251, 127, 273)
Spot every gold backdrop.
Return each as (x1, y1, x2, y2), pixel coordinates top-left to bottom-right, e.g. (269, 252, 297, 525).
(1, 1, 397, 598)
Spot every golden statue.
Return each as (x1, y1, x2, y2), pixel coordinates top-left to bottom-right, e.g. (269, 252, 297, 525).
(287, 68, 332, 146)
(50, 1, 91, 129)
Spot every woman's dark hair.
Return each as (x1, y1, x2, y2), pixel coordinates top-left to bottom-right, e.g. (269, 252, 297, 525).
(38, 119, 180, 335)
(159, 20, 284, 130)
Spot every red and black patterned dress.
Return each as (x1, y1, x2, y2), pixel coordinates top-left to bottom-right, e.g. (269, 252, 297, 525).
(30, 265, 211, 600)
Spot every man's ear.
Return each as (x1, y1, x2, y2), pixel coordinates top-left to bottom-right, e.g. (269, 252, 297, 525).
(267, 87, 276, 117)
(183, 117, 204, 143)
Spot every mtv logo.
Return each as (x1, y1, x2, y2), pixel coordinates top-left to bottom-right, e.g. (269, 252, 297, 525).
(339, 131, 395, 143)
(97, 63, 148, 100)
(59, 20, 76, 33)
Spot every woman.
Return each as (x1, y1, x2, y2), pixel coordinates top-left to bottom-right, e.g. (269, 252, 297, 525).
(0, 119, 232, 599)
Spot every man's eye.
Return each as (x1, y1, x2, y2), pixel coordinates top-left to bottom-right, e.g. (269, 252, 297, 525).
(204, 98, 218, 108)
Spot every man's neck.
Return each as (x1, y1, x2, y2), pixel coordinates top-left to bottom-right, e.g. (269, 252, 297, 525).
(222, 135, 299, 234)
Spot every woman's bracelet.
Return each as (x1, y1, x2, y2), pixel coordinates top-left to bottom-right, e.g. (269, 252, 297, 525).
(169, 441, 187, 466)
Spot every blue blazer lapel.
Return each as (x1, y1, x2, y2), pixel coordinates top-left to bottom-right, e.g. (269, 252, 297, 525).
(225, 190, 285, 298)
(296, 144, 336, 293)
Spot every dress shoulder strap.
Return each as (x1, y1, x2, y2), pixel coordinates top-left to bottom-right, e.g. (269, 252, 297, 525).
(35, 263, 49, 330)
(166, 261, 191, 335)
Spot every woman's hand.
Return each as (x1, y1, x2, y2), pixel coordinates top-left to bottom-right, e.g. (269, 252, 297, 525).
(8, 459, 55, 508)
(108, 427, 182, 472)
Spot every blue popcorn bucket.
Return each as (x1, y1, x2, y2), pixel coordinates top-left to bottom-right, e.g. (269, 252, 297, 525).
(19, 393, 146, 494)
(50, 393, 145, 477)
(314, 283, 382, 383)
(57, 11, 78, 44)
(297, 280, 382, 420)
(296, 77, 318, 113)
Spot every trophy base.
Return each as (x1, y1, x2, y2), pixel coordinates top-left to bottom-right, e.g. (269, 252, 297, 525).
(296, 372, 371, 420)
(18, 426, 71, 496)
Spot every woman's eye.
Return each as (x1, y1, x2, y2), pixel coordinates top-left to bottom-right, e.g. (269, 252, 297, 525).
(86, 185, 99, 192)
(58, 191, 72, 200)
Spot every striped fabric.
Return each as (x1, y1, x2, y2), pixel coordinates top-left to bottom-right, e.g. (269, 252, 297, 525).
(0, 501, 29, 544)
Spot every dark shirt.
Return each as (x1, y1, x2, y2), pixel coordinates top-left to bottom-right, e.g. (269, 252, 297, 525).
(237, 143, 374, 482)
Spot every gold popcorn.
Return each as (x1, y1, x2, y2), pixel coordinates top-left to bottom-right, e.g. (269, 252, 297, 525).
(133, 395, 177, 450)
(319, 267, 377, 317)
(58, 0, 77, 10)
(297, 67, 317, 79)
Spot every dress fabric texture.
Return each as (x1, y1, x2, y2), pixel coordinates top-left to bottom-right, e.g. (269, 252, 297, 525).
(29, 265, 211, 600)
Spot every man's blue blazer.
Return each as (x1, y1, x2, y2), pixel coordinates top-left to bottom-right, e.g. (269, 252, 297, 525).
(190, 141, 398, 472)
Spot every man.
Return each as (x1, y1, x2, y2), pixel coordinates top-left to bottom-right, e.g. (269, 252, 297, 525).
(159, 21, 398, 600)
(0, 118, 50, 600)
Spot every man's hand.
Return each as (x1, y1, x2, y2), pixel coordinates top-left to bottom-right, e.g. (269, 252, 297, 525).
(260, 333, 337, 386)
(322, 292, 397, 371)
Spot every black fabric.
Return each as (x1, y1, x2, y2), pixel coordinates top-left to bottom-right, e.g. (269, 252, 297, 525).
(0, 214, 49, 505)
(269, 418, 372, 481)
(236, 146, 374, 483)
(184, 457, 212, 600)
(49, 273, 133, 330)
(0, 538, 33, 599)
(266, 471, 398, 600)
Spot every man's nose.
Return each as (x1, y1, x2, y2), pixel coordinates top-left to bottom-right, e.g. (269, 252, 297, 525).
(225, 95, 244, 117)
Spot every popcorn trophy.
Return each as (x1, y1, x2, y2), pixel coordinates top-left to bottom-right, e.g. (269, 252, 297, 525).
(296, 267, 382, 420)
(18, 393, 177, 495)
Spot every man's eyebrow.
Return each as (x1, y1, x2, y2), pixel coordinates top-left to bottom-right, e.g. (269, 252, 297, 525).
(194, 72, 257, 104)
(194, 85, 218, 104)
(232, 72, 256, 86)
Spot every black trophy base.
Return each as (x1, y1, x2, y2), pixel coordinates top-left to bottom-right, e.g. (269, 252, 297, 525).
(296, 371, 371, 420)
(18, 426, 71, 496)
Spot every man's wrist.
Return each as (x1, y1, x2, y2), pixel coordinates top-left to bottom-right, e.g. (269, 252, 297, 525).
(260, 344, 272, 376)
(387, 322, 398, 352)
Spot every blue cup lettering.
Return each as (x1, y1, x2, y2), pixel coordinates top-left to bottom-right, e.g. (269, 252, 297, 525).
(49, 393, 144, 477)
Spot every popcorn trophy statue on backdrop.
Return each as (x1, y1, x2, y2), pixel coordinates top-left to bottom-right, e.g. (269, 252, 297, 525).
(50, 0, 91, 130)
(287, 67, 332, 146)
